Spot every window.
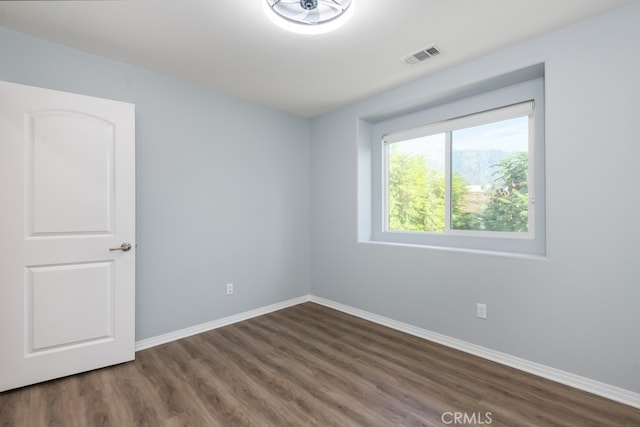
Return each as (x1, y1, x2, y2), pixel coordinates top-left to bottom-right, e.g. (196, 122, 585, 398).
(370, 77, 545, 255)
(385, 102, 533, 234)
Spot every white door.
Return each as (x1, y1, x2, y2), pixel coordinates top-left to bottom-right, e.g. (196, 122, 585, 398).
(0, 80, 135, 392)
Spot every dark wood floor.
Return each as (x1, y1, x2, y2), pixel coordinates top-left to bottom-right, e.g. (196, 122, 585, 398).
(1, 302, 639, 426)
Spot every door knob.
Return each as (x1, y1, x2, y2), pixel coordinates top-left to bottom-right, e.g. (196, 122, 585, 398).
(109, 243, 132, 252)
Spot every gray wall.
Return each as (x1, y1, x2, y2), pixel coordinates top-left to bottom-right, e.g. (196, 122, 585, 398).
(310, 2, 640, 393)
(0, 26, 311, 340)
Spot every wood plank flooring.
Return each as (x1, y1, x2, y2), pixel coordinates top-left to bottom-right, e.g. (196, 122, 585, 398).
(1, 302, 639, 426)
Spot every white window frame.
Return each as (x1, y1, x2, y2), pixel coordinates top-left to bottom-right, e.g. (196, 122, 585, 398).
(371, 78, 545, 255)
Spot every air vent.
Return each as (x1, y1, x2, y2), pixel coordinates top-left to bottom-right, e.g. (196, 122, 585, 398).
(401, 45, 441, 65)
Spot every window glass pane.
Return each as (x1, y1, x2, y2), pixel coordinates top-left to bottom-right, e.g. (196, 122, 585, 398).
(387, 133, 446, 232)
(451, 116, 529, 232)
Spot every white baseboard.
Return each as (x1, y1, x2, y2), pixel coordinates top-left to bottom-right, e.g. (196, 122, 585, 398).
(135, 295, 311, 351)
(310, 295, 640, 409)
(134, 294, 640, 409)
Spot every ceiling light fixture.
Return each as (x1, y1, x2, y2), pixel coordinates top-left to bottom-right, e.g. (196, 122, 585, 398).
(264, 0, 354, 35)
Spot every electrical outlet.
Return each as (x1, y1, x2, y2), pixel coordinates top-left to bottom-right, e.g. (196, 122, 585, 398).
(226, 283, 234, 295)
(476, 303, 487, 319)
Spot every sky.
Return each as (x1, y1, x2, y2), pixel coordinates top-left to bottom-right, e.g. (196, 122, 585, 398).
(391, 116, 529, 159)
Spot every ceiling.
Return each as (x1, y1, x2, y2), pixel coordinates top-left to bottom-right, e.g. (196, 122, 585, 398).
(0, 0, 633, 117)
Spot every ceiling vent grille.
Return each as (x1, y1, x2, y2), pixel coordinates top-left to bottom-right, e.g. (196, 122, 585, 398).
(401, 45, 441, 65)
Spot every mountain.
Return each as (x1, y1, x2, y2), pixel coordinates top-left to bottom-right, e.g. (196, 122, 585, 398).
(422, 149, 515, 186)
(452, 149, 512, 185)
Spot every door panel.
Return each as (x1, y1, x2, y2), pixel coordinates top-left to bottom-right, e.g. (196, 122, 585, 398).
(0, 80, 135, 392)
(29, 111, 114, 235)
(28, 261, 114, 352)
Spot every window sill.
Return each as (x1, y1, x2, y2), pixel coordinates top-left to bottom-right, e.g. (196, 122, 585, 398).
(358, 238, 548, 261)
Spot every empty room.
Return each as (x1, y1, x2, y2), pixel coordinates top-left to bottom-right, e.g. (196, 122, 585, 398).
(1, 1, 639, 425)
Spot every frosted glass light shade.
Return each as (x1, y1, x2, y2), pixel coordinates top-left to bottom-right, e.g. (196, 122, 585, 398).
(265, 0, 354, 35)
